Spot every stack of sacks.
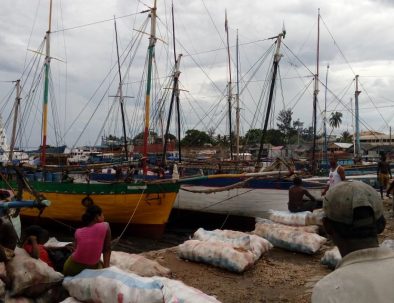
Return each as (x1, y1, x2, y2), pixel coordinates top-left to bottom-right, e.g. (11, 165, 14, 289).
(4, 247, 67, 302)
(320, 247, 341, 269)
(62, 266, 222, 303)
(255, 218, 319, 234)
(253, 221, 327, 254)
(178, 228, 272, 273)
(192, 228, 272, 261)
(110, 251, 171, 277)
(63, 267, 164, 303)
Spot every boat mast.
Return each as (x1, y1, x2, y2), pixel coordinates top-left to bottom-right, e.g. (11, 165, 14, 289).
(323, 64, 329, 168)
(235, 30, 240, 161)
(40, 0, 53, 167)
(256, 31, 285, 168)
(162, 54, 182, 166)
(114, 19, 129, 162)
(311, 8, 320, 175)
(142, 0, 157, 175)
(225, 10, 233, 160)
(172, 3, 182, 163)
(355, 74, 361, 156)
(10, 79, 21, 161)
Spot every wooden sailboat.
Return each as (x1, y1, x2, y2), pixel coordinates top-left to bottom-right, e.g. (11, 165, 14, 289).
(1, 0, 181, 238)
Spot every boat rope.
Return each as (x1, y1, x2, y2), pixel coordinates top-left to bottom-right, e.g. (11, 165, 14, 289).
(219, 213, 231, 230)
(196, 188, 256, 212)
(180, 177, 255, 194)
(112, 186, 147, 246)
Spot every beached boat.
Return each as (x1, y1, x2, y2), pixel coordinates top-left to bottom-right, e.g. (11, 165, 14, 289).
(0, 0, 181, 238)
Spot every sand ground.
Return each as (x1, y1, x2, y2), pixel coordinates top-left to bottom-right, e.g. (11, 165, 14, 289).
(135, 197, 394, 303)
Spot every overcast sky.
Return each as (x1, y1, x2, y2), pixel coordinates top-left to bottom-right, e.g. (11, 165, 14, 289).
(1, 0, 394, 149)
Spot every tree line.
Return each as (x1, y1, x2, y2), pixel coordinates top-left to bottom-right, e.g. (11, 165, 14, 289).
(180, 109, 352, 147)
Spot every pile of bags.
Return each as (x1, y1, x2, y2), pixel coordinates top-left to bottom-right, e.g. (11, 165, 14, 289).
(2, 247, 66, 302)
(178, 228, 273, 273)
(252, 211, 327, 254)
(1, 245, 220, 303)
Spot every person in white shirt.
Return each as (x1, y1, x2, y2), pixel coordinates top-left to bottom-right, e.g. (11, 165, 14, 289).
(321, 157, 345, 196)
(312, 181, 394, 303)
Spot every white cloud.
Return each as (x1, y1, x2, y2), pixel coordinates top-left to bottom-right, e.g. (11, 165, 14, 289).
(1, 0, 394, 149)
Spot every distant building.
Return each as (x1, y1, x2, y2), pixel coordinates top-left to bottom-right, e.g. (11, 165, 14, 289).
(359, 130, 394, 146)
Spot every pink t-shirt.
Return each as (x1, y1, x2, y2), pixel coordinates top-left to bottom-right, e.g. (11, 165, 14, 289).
(72, 222, 108, 265)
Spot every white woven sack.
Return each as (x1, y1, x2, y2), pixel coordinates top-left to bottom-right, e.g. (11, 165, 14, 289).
(63, 266, 164, 303)
(110, 251, 171, 277)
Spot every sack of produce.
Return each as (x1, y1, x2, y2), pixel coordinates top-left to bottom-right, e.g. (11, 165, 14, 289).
(63, 266, 164, 303)
(110, 251, 171, 277)
(320, 247, 341, 269)
(157, 276, 221, 303)
(306, 209, 324, 226)
(178, 239, 255, 273)
(255, 218, 319, 234)
(6, 248, 63, 297)
(269, 210, 311, 226)
(192, 228, 272, 261)
(253, 224, 326, 254)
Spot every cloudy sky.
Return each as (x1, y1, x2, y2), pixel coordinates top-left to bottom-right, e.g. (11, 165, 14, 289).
(1, 0, 394, 149)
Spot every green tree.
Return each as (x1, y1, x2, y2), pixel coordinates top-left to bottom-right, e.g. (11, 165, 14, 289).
(329, 112, 343, 129)
(132, 131, 158, 144)
(277, 109, 296, 143)
(243, 129, 263, 145)
(329, 111, 343, 138)
(181, 129, 212, 146)
(339, 130, 353, 143)
(266, 129, 285, 145)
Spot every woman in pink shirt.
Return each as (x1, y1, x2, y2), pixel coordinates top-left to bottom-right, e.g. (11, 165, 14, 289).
(63, 205, 111, 276)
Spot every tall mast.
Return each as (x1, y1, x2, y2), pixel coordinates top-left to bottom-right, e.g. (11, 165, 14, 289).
(256, 31, 285, 168)
(10, 79, 21, 160)
(114, 18, 129, 162)
(172, 3, 182, 163)
(142, 0, 157, 175)
(355, 75, 361, 156)
(225, 10, 233, 160)
(162, 54, 182, 166)
(323, 64, 329, 168)
(235, 29, 240, 160)
(40, 0, 53, 167)
(311, 8, 320, 175)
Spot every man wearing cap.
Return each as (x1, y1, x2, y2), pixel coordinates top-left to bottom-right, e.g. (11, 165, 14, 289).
(312, 181, 394, 302)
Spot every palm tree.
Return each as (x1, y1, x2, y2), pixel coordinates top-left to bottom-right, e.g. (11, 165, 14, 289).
(329, 112, 343, 129)
(329, 112, 343, 140)
(339, 130, 353, 143)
